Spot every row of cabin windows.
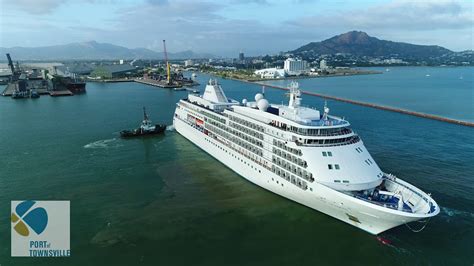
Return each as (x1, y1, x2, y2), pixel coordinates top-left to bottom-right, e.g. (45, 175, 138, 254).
(205, 137, 262, 174)
(206, 118, 227, 131)
(287, 126, 352, 137)
(206, 123, 264, 157)
(232, 136, 263, 156)
(205, 123, 232, 142)
(334, 180, 349, 183)
(271, 165, 308, 190)
(302, 136, 359, 146)
(272, 155, 314, 182)
(355, 147, 363, 153)
(273, 139, 302, 156)
(229, 128, 263, 148)
(230, 121, 264, 140)
(272, 147, 307, 168)
(229, 115, 265, 132)
(201, 110, 226, 124)
(206, 133, 266, 171)
(328, 164, 340, 170)
(365, 159, 373, 166)
(322, 151, 333, 157)
(207, 118, 263, 148)
(184, 108, 202, 120)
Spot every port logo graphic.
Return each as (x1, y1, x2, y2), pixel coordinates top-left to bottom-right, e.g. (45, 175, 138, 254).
(11, 200, 70, 257)
(11, 201, 48, 237)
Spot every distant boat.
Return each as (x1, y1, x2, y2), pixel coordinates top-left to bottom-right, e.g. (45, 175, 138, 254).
(425, 74, 431, 77)
(30, 89, 40, 98)
(11, 90, 29, 99)
(385, 68, 390, 72)
(120, 107, 166, 138)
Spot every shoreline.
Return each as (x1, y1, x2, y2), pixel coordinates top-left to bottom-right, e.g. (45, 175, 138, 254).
(204, 69, 381, 82)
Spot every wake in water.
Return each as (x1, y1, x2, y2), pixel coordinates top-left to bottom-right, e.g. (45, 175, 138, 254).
(441, 207, 474, 219)
(166, 125, 175, 131)
(84, 138, 123, 149)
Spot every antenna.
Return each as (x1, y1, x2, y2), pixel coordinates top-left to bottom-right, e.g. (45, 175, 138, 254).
(262, 85, 265, 96)
(143, 107, 149, 121)
(322, 101, 330, 120)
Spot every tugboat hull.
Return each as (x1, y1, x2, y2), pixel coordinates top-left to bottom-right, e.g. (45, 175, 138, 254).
(120, 125, 166, 138)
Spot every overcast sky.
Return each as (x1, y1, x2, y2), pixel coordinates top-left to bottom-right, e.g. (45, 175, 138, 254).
(0, 0, 472, 56)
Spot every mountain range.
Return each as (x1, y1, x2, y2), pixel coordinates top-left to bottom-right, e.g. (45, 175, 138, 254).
(0, 41, 214, 60)
(1, 32, 469, 61)
(292, 31, 456, 59)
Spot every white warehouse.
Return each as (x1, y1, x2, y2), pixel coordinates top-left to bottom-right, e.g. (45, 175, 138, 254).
(254, 68, 286, 79)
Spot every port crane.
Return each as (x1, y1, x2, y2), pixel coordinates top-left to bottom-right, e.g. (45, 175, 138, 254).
(162, 40, 171, 85)
(6, 53, 21, 81)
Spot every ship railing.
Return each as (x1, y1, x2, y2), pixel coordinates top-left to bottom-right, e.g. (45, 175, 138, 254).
(295, 135, 361, 147)
(383, 174, 436, 214)
(353, 195, 407, 212)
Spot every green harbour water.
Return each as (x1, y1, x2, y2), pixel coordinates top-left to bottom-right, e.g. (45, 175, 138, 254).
(260, 66, 474, 122)
(0, 68, 473, 265)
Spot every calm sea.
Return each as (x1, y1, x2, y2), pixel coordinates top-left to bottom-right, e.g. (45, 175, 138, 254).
(259, 66, 474, 122)
(0, 69, 472, 265)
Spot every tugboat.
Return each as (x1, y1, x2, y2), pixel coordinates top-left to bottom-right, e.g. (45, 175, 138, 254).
(120, 107, 167, 138)
(30, 89, 40, 98)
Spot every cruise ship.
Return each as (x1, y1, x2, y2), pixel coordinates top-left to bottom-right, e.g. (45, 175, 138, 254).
(173, 79, 439, 234)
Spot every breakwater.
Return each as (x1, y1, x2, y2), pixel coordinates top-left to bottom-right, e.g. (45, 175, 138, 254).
(253, 82, 474, 128)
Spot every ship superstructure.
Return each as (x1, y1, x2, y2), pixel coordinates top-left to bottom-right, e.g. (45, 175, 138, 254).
(173, 79, 439, 234)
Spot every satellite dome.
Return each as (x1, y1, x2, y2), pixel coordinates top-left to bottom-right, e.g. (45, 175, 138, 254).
(242, 98, 248, 105)
(254, 93, 264, 102)
(257, 99, 269, 111)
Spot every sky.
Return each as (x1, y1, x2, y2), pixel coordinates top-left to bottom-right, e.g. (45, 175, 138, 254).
(0, 0, 472, 56)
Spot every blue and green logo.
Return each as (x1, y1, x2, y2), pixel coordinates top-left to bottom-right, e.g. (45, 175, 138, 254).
(11, 201, 48, 236)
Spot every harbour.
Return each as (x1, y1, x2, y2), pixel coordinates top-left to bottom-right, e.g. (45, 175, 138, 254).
(0, 70, 472, 265)
(1, 0, 473, 263)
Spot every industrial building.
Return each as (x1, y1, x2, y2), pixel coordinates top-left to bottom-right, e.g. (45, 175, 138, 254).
(90, 65, 138, 79)
(254, 68, 286, 79)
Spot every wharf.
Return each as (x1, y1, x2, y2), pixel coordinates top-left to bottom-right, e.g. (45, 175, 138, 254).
(134, 78, 182, 88)
(2, 83, 62, 96)
(254, 82, 474, 128)
(87, 79, 134, 83)
(49, 90, 74, 97)
(2, 83, 16, 96)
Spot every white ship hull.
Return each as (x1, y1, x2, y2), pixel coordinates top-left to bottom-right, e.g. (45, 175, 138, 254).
(174, 117, 432, 234)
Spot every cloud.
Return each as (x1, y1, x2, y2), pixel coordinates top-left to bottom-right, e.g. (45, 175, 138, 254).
(2, 0, 68, 14)
(288, 0, 473, 31)
(145, 0, 169, 5)
(1, 0, 472, 55)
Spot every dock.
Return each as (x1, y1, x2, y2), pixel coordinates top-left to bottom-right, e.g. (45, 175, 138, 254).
(2, 83, 72, 97)
(2, 83, 16, 96)
(87, 78, 134, 83)
(134, 78, 183, 88)
(49, 90, 74, 97)
(254, 82, 474, 128)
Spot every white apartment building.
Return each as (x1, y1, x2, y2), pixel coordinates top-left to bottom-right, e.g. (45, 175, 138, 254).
(284, 58, 309, 75)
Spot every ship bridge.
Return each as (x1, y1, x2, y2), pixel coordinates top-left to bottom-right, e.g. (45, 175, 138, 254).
(188, 79, 239, 111)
